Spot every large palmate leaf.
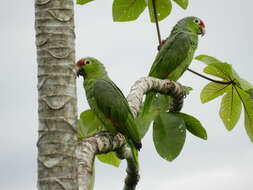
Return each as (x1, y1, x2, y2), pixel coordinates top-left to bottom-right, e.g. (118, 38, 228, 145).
(96, 152, 121, 167)
(175, 112, 207, 140)
(219, 86, 242, 131)
(153, 112, 186, 161)
(147, 0, 172, 22)
(78, 109, 104, 139)
(112, 0, 147, 22)
(200, 82, 229, 103)
(197, 54, 253, 142)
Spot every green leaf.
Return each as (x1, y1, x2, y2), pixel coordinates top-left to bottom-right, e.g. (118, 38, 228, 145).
(152, 94, 171, 111)
(153, 112, 186, 161)
(195, 54, 222, 65)
(175, 112, 207, 140)
(235, 77, 253, 92)
(77, 0, 94, 5)
(112, 0, 147, 22)
(172, 0, 188, 9)
(136, 110, 159, 139)
(247, 88, 253, 100)
(200, 82, 229, 103)
(183, 85, 193, 95)
(231, 68, 253, 99)
(137, 86, 192, 139)
(148, 0, 172, 23)
(96, 152, 121, 167)
(78, 110, 104, 140)
(204, 62, 233, 81)
(236, 87, 253, 142)
(219, 86, 242, 131)
(136, 94, 172, 138)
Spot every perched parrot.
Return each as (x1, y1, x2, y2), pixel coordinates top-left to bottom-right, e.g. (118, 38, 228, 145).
(142, 16, 206, 115)
(76, 57, 142, 166)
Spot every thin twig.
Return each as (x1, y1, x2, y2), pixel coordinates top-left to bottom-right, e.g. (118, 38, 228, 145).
(187, 68, 234, 85)
(152, 0, 162, 45)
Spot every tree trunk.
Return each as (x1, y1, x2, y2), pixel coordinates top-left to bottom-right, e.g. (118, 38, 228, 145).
(35, 0, 78, 189)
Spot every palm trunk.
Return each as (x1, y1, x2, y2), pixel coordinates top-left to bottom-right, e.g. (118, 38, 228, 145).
(35, 0, 78, 189)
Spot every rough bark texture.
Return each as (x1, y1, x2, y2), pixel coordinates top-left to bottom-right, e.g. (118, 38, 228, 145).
(35, 0, 78, 189)
(77, 77, 185, 190)
(76, 133, 126, 190)
(127, 77, 185, 117)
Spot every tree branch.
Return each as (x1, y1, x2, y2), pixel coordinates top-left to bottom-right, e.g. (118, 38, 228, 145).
(127, 77, 185, 116)
(77, 77, 185, 190)
(76, 133, 126, 190)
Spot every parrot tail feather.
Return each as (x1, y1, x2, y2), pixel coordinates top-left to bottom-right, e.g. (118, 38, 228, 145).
(127, 139, 139, 168)
(142, 91, 156, 116)
(133, 141, 142, 151)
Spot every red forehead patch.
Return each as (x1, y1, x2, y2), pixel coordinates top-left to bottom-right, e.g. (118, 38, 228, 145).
(200, 20, 205, 28)
(77, 59, 85, 66)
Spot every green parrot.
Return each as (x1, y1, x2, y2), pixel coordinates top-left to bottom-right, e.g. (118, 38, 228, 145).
(142, 16, 206, 115)
(76, 57, 142, 166)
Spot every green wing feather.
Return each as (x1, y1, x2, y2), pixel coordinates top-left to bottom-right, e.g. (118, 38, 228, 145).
(149, 32, 192, 79)
(93, 78, 141, 146)
(142, 32, 194, 115)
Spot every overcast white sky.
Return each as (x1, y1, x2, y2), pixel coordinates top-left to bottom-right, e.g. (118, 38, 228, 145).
(1, 1, 253, 190)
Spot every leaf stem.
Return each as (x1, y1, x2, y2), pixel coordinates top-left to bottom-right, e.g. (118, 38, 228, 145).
(187, 68, 233, 85)
(152, 0, 162, 45)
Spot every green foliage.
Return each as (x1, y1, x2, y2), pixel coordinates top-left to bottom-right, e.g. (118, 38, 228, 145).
(96, 152, 121, 167)
(112, 0, 147, 22)
(175, 112, 207, 140)
(237, 88, 253, 142)
(136, 93, 174, 139)
(196, 55, 253, 141)
(78, 109, 104, 140)
(78, 0, 189, 22)
(78, 110, 121, 168)
(195, 55, 221, 65)
(136, 109, 159, 139)
(247, 88, 253, 100)
(183, 85, 193, 95)
(200, 82, 229, 103)
(77, 0, 94, 5)
(219, 86, 242, 131)
(172, 0, 188, 9)
(147, 0, 172, 23)
(153, 112, 186, 161)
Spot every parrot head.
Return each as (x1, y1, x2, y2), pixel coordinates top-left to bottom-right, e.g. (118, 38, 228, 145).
(174, 16, 206, 36)
(76, 57, 107, 79)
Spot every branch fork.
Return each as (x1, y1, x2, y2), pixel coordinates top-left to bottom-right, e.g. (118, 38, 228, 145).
(76, 77, 185, 190)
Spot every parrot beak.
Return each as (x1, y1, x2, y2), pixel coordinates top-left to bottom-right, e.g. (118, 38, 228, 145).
(198, 26, 206, 37)
(76, 66, 86, 78)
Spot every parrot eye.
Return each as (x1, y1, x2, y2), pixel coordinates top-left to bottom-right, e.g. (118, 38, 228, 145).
(194, 19, 200, 24)
(85, 60, 91, 65)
